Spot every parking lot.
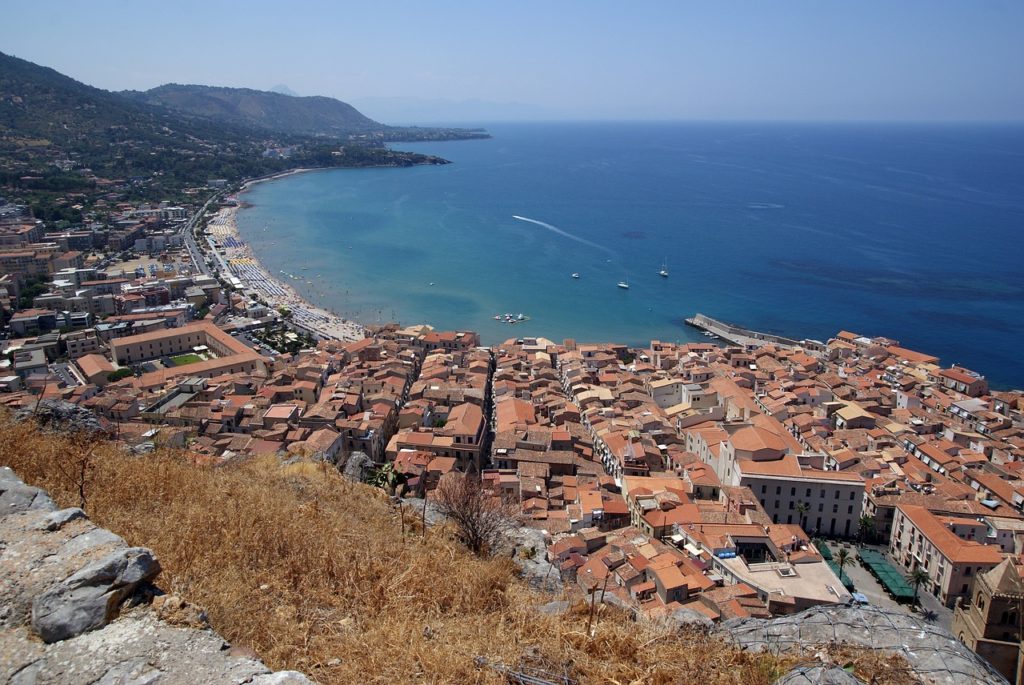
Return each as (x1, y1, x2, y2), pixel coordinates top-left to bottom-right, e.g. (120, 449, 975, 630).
(105, 252, 194, 279)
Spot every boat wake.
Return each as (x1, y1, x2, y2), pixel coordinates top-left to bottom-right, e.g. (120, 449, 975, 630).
(512, 215, 616, 257)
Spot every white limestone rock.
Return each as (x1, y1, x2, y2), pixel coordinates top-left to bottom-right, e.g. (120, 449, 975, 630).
(31, 547, 160, 643)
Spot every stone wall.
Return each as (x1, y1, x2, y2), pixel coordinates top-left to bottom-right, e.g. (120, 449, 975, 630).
(0, 466, 313, 685)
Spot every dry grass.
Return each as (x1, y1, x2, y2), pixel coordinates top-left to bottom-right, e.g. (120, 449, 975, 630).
(0, 416, 914, 685)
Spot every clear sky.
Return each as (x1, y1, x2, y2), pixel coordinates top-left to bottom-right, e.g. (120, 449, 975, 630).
(2, 0, 1022, 122)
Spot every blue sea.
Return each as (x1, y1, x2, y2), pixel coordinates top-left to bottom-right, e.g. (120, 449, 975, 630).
(235, 122, 1024, 389)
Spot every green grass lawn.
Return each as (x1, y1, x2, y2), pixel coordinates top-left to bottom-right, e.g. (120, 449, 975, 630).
(170, 353, 204, 366)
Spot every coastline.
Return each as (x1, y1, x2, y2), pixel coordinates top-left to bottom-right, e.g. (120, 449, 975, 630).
(207, 203, 366, 342)
(212, 124, 1024, 390)
(239, 167, 317, 193)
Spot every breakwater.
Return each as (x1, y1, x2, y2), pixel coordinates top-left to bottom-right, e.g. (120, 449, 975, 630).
(685, 313, 825, 352)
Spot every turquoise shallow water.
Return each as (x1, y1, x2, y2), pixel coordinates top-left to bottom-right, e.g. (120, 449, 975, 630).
(236, 122, 1024, 388)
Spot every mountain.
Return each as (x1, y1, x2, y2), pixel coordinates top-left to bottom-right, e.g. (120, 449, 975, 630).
(0, 51, 452, 202)
(269, 84, 299, 97)
(0, 51, 253, 150)
(127, 83, 382, 137)
(126, 84, 490, 142)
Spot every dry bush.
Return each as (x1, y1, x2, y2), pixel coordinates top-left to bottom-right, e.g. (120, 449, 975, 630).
(0, 415, 911, 685)
(433, 472, 520, 555)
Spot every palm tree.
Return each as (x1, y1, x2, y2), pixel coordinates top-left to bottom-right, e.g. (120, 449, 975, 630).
(857, 515, 876, 545)
(835, 548, 852, 587)
(796, 502, 809, 530)
(907, 568, 930, 608)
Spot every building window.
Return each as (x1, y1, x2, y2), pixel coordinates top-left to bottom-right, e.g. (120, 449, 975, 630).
(849, 492, 855, 500)
(776, 486, 781, 495)
(790, 487, 796, 496)
(761, 485, 767, 494)
(833, 504, 839, 513)
(806, 488, 812, 498)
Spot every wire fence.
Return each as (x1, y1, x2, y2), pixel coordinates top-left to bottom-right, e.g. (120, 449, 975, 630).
(773, 664, 864, 685)
(474, 656, 577, 685)
(717, 604, 1009, 685)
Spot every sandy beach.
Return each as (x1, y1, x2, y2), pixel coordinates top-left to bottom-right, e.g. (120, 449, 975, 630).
(206, 205, 365, 342)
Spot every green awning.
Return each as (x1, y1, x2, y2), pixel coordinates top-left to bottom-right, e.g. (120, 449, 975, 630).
(858, 551, 915, 599)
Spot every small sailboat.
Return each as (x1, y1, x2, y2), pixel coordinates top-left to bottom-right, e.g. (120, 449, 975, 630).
(571, 272, 580, 279)
(617, 279, 630, 290)
(659, 259, 669, 278)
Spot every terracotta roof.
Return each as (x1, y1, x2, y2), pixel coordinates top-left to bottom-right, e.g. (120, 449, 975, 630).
(445, 402, 483, 436)
(651, 563, 687, 590)
(730, 425, 788, 454)
(897, 504, 1004, 564)
(76, 353, 114, 379)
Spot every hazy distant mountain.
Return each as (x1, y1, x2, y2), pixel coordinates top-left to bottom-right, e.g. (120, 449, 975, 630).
(127, 84, 382, 137)
(269, 84, 299, 97)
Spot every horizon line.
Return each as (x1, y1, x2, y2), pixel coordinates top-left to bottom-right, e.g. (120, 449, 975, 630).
(381, 117, 1024, 127)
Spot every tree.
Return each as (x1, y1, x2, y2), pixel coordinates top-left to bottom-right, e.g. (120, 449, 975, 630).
(106, 368, 133, 382)
(857, 514, 876, 545)
(433, 473, 520, 556)
(796, 501, 809, 530)
(835, 548, 852, 587)
(907, 568, 930, 607)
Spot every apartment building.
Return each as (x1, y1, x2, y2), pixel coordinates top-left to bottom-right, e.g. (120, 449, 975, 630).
(890, 504, 1005, 607)
(738, 462, 865, 537)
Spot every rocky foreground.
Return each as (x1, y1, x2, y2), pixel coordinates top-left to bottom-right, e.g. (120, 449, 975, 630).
(0, 466, 310, 685)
